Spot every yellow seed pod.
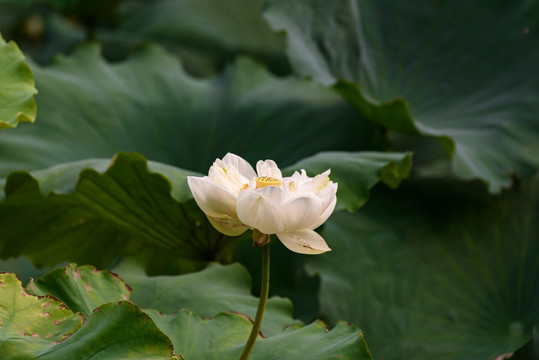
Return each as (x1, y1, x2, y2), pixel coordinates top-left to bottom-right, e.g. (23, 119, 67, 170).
(255, 176, 282, 189)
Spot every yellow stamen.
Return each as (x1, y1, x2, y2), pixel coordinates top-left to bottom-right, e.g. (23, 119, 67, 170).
(255, 176, 282, 189)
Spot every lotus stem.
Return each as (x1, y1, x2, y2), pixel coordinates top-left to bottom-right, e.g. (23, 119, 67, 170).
(239, 242, 270, 360)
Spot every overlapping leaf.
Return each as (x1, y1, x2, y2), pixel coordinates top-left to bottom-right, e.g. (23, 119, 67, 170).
(0, 33, 36, 130)
(114, 259, 300, 336)
(265, 0, 539, 192)
(0, 42, 385, 177)
(2, 261, 373, 359)
(306, 178, 539, 360)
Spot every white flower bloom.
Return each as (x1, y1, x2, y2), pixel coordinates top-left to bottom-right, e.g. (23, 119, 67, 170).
(187, 153, 338, 254)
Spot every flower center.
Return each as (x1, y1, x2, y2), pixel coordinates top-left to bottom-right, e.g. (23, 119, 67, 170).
(255, 176, 282, 189)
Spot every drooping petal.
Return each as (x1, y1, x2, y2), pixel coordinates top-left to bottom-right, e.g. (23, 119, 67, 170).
(187, 176, 238, 218)
(276, 229, 331, 254)
(256, 159, 282, 179)
(281, 193, 323, 230)
(207, 215, 249, 236)
(222, 153, 257, 180)
(237, 186, 286, 234)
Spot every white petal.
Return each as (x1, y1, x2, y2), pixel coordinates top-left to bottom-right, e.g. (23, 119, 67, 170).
(295, 169, 332, 195)
(209, 159, 249, 192)
(310, 182, 338, 229)
(256, 160, 282, 179)
(236, 186, 286, 234)
(207, 215, 248, 236)
(293, 170, 308, 185)
(276, 229, 331, 254)
(222, 153, 256, 180)
(187, 176, 238, 218)
(281, 193, 323, 230)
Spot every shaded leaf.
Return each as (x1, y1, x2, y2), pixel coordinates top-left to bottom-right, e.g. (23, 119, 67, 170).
(0, 256, 52, 286)
(42, 0, 124, 17)
(306, 178, 539, 360)
(0, 0, 123, 16)
(0, 33, 37, 130)
(114, 259, 300, 336)
(113, 0, 288, 76)
(511, 323, 539, 360)
(1, 0, 287, 75)
(26, 263, 131, 318)
(265, 0, 539, 191)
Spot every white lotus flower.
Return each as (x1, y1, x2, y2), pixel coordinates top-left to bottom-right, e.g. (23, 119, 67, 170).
(187, 153, 337, 254)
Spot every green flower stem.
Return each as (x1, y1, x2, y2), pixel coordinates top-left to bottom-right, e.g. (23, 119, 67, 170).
(239, 243, 270, 360)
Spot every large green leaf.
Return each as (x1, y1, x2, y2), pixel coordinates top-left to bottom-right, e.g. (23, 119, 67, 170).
(0, 42, 386, 177)
(114, 260, 301, 336)
(306, 178, 539, 360)
(265, 0, 539, 192)
(149, 309, 372, 360)
(0, 153, 232, 267)
(25, 263, 131, 318)
(0, 273, 82, 358)
(0, 33, 37, 130)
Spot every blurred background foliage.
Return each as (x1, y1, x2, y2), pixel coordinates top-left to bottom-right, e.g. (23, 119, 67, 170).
(0, 0, 538, 359)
